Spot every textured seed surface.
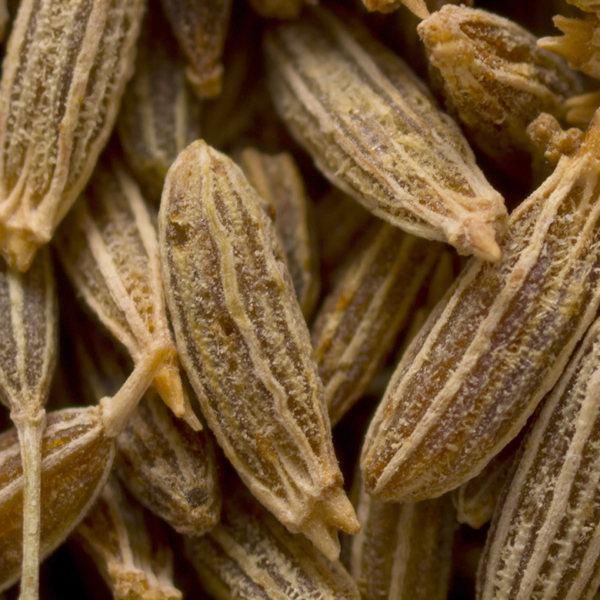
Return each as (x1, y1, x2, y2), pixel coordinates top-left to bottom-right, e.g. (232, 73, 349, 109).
(184, 483, 361, 600)
(346, 471, 455, 600)
(0, 0, 144, 271)
(237, 147, 321, 320)
(0, 407, 115, 593)
(361, 0, 429, 18)
(361, 112, 600, 503)
(72, 476, 182, 600)
(159, 0, 232, 98)
(159, 139, 358, 561)
(565, 91, 600, 127)
(116, 392, 222, 537)
(264, 6, 508, 262)
(539, 14, 600, 80)
(311, 222, 442, 426)
(478, 316, 600, 600)
(54, 153, 200, 431)
(0, 247, 57, 600)
(453, 433, 522, 530)
(418, 6, 582, 180)
(117, 0, 202, 205)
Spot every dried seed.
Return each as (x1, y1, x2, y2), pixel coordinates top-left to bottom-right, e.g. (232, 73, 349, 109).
(159, 139, 359, 560)
(565, 91, 600, 127)
(538, 14, 600, 79)
(159, 0, 232, 98)
(0, 0, 145, 271)
(0, 247, 57, 600)
(452, 433, 522, 530)
(184, 482, 361, 600)
(361, 0, 429, 18)
(477, 315, 600, 600)
(236, 147, 321, 320)
(0, 349, 166, 592)
(54, 152, 201, 431)
(345, 471, 455, 600)
(311, 222, 442, 426)
(361, 110, 600, 503)
(72, 476, 182, 600)
(264, 6, 508, 262)
(117, 0, 202, 205)
(418, 6, 582, 181)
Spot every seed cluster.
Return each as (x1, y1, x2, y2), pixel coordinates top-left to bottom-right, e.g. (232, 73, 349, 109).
(0, 1, 600, 600)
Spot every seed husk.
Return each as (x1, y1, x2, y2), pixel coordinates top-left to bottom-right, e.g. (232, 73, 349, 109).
(0, 0, 145, 271)
(159, 139, 358, 561)
(264, 5, 508, 262)
(0, 247, 57, 600)
(54, 152, 201, 431)
(183, 480, 361, 600)
(361, 108, 600, 503)
(71, 476, 183, 600)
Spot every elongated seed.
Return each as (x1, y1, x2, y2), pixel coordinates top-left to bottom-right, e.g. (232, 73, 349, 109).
(0, 349, 166, 592)
(264, 6, 507, 262)
(361, 109, 600, 503)
(418, 6, 582, 180)
(72, 476, 182, 600)
(184, 482, 361, 600)
(159, 139, 359, 561)
(54, 152, 201, 431)
(0, 0, 145, 271)
(117, 0, 202, 205)
(236, 147, 321, 320)
(311, 222, 442, 426)
(346, 471, 455, 600)
(478, 315, 600, 600)
(0, 247, 57, 600)
(159, 0, 232, 98)
(565, 91, 600, 127)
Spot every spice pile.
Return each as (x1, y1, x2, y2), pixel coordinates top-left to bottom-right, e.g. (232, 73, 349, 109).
(0, 0, 599, 599)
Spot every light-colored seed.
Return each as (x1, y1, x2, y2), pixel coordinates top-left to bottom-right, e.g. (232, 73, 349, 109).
(236, 147, 321, 320)
(264, 6, 508, 262)
(54, 152, 201, 432)
(345, 470, 455, 600)
(361, 0, 429, 18)
(453, 433, 522, 530)
(159, 0, 232, 99)
(159, 139, 359, 561)
(245, 0, 303, 20)
(527, 113, 583, 170)
(311, 222, 442, 426)
(418, 6, 582, 181)
(565, 91, 600, 127)
(361, 109, 600, 503)
(0, 0, 145, 271)
(184, 482, 361, 600)
(72, 476, 182, 600)
(0, 348, 166, 593)
(563, 0, 600, 10)
(477, 315, 600, 600)
(538, 13, 600, 79)
(0, 247, 57, 600)
(117, 0, 202, 205)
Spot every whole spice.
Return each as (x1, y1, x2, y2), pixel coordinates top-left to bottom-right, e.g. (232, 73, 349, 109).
(159, 139, 359, 561)
(264, 6, 508, 262)
(0, 0, 145, 271)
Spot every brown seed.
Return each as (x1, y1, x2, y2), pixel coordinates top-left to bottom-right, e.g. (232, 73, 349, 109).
(0, 0, 145, 271)
(264, 6, 508, 262)
(361, 109, 600, 503)
(72, 476, 183, 600)
(159, 0, 232, 98)
(159, 139, 358, 561)
(54, 152, 201, 431)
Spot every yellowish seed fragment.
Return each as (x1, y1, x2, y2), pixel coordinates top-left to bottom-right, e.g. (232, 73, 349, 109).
(159, 139, 359, 561)
(361, 0, 430, 18)
(264, 6, 507, 261)
(0, 0, 145, 271)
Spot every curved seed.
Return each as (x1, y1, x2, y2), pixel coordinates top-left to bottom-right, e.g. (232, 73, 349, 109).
(264, 6, 507, 262)
(0, 0, 145, 271)
(159, 140, 358, 561)
(361, 110, 600, 502)
(54, 152, 201, 431)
